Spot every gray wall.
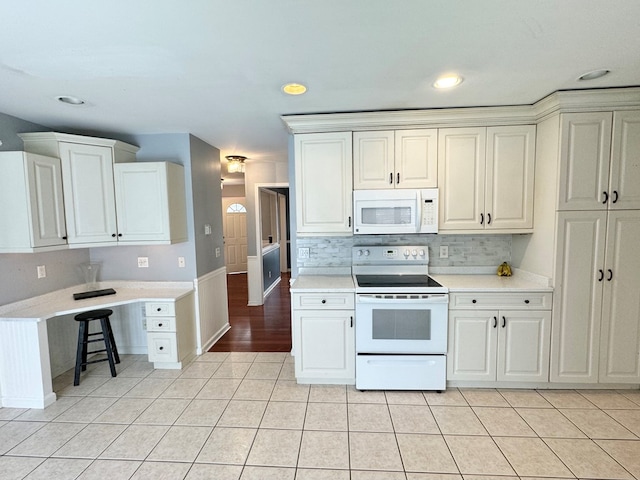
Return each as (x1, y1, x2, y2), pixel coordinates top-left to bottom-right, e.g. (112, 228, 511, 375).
(0, 112, 92, 305)
(189, 135, 225, 278)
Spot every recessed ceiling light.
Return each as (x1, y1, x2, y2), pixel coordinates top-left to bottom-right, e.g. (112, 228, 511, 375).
(282, 83, 307, 95)
(56, 95, 85, 105)
(433, 74, 463, 89)
(578, 69, 610, 81)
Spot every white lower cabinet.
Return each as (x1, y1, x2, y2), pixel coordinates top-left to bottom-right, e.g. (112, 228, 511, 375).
(144, 293, 195, 369)
(292, 292, 355, 383)
(448, 292, 552, 383)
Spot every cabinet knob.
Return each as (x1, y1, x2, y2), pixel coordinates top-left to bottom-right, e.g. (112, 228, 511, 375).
(159, 346, 164, 350)
(472, 299, 477, 304)
(118, 233, 122, 237)
(158, 323, 163, 327)
(157, 307, 162, 311)
(321, 299, 326, 304)
(62, 236, 67, 240)
(112, 233, 117, 238)
(524, 299, 530, 304)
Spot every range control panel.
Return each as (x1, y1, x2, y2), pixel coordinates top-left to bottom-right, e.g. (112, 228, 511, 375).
(352, 245, 429, 265)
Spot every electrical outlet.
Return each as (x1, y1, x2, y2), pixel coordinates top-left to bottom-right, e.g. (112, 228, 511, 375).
(178, 256, 185, 268)
(298, 247, 310, 259)
(215, 247, 221, 258)
(137, 256, 149, 268)
(439, 246, 449, 258)
(37, 265, 46, 278)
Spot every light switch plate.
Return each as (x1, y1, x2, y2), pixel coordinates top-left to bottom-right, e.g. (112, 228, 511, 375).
(178, 256, 186, 268)
(215, 247, 221, 258)
(439, 246, 449, 258)
(37, 265, 46, 278)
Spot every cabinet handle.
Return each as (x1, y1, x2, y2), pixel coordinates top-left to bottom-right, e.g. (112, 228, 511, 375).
(396, 172, 400, 184)
(389, 173, 393, 184)
(350, 316, 353, 328)
(487, 213, 492, 225)
(321, 299, 326, 304)
(62, 236, 67, 240)
(493, 316, 497, 328)
(524, 299, 530, 304)
(348, 216, 351, 228)
(612, 190, 619, 204)
(598, 269, 604, 282)
(607, 269, 613, 281)
(480, 213, 484, 225)
(603, 191, 609, 204)
(502, 316, 506, 328)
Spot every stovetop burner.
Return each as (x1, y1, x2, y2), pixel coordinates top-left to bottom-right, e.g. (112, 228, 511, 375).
(355, 274, 444, 289)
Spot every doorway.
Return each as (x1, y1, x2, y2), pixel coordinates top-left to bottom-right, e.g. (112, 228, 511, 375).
(222, 197, 248, 273)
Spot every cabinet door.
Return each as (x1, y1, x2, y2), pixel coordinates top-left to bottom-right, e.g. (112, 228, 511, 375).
(497, 310, 550, 382)
(395, 129, 438, 189)
(294, 133, 353, 234)
(438, 128, 486, 230)
(551, 211, 607, 383)
(558, 112, 612, 211)
(26, 154, 67, 248)
(447, 309, 497, 381)
(610, 110, 640, 210)
(294, 310, 355, 381)
(353, 131, 394, 189)
(599, 211, 640, 383)
(485, 126, 535, 230)
(59, 142, 118, 245)
(114, 163, 171, 243)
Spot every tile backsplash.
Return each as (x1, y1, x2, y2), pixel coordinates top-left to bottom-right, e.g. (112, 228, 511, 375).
(296, 234, 511, 270)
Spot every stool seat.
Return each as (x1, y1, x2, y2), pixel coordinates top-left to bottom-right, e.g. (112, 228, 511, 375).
(73, 308, 120, 386)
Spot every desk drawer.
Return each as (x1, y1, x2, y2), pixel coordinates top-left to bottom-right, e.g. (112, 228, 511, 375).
(146, 317, 176, 332)
(145, 302, 175, 316)
(147, 332, 177, 362)
(292, 292, 355, 310)
(450, 292, 552, 310)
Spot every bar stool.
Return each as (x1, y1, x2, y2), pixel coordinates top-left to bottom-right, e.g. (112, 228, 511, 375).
(73, 308, 120, 386)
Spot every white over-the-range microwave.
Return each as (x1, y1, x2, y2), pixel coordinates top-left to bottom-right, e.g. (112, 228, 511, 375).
(353, 188, 438, 235)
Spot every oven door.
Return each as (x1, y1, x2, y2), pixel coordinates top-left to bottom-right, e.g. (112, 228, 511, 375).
(355, 294, 448, 354)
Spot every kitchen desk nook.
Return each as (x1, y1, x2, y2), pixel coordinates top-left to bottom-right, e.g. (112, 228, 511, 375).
(0, 282, 195, 409)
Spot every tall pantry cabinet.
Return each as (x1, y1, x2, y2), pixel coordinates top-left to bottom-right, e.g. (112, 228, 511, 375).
(550, 110, 640, 384)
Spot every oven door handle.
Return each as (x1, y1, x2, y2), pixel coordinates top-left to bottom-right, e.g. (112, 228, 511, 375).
(364, 358, 442, 367)
(357, 294, 449, 304)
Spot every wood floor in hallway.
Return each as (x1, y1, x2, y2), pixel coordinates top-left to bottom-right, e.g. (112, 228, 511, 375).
(209, 272, 292, 352)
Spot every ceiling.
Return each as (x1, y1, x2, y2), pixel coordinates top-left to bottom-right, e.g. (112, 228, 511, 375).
(1, 1, 639, 184)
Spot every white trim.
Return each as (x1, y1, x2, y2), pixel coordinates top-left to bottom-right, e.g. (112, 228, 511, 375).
(247, 256, 262, 306)
(263, 275, 281, 300)
(281, 87, 640, 134)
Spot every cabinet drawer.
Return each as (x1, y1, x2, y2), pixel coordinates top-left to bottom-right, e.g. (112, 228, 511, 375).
(146, 316, 176, 332)
(450, 292, 552, 310)
(292, 292, 355, 310)
(145, 302, 175, 316)
(147, 332, 177, 362)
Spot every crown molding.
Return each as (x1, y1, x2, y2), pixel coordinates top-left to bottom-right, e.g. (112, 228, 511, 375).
(282, 87, 640, 133)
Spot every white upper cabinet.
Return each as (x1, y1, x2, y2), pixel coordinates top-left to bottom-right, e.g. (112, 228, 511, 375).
(610, 110, 640, 210)
(20, 132, 187, 247)
(438, 125, 535, 233)
(353, 129, 437, 189)
(294, 132, 353, 235)
(0, 152, 67, 252)
(59, 142, 122, 245)
(558, 110, 640, 211)
(114, 162, 188, 244)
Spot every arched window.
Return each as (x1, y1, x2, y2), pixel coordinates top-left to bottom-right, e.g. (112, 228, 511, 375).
(226, 203, 247, 213)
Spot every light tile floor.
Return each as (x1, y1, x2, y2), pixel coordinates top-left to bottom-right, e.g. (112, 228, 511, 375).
(2, 353, 640, 479)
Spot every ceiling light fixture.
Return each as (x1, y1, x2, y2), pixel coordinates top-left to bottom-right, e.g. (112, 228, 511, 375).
(578, 69, 610, 81)
(56, 95, 85, 105)
(225, 155, 246, 174)
(282, 83, 307, 95)
(433, 74, 463, 89)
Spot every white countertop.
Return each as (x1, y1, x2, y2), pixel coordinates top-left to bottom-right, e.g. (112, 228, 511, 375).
(431, 273, 552, 292)
(290, 270, 551, 293)
(0, 281, 194, 321)
(290, 275, 355, 292)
